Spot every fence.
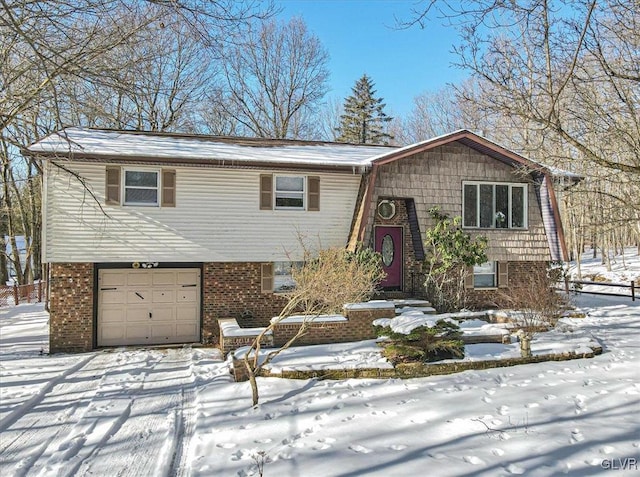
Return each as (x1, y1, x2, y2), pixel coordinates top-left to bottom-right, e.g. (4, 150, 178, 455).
(562, 278, 636, 301)
(0, 281, 48, 307)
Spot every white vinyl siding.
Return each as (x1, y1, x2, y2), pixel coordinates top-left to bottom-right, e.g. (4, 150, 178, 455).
(43, 161, 361, 263)
(463, 182, 527, 229)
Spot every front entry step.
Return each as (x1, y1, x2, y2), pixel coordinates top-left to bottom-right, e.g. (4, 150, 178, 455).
(392, 298, 436, 315)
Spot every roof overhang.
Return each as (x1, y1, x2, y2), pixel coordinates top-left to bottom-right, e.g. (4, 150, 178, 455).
(24, 150, 372, 174)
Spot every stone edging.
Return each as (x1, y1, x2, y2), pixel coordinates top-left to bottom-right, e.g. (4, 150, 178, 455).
(232, 346, 602, 382)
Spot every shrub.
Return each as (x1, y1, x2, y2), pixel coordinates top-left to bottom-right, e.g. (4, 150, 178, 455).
(499, 264, 569, 357)
(423, 207, 487, 312)
(375, 319, 465, 364)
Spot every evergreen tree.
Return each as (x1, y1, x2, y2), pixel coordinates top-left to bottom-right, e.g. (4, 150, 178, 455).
(336, 74, 393, 144)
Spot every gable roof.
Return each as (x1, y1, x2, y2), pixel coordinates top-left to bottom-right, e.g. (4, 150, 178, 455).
(348, 129, 570, 261)
(26, 127, 397, 171)
(365, 129, 566, 176)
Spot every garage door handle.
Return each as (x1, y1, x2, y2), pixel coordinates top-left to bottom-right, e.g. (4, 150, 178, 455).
(135, 292, 145, 300)
(182, 284, 196, 287)
(101, 287, 117, 291)
(149, 312, 152, 319)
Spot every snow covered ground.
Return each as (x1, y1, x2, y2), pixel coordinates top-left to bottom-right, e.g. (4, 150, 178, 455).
(1, 253, 639, 476)
(568, 247, 640, 297)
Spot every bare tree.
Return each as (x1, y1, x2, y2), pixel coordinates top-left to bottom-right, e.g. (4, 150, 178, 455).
(60, 8, 216, 132)
(402, 0, 639, 260)
(217, 17, 330, 139)
(243, 245, 385, 406)
(307, 95, 343, 141)
(405, 0, 639, 173)
(0, 0, 274, 283)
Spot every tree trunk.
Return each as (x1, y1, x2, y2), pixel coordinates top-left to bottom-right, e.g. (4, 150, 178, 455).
(0, 234, 7, 285)
(520, 336, 532, 358)
(247, 367, 259, 407)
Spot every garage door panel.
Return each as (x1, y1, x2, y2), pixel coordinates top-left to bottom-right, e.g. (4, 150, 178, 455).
(153, 290, 175, 303)
(100, 325, 125, 340)
(100, 290, 126, 305)
(126, 272, 151, 286)
(152, 307, 174, 321)
(150, 324, 174, 338)
(153, 271, 176, 286)
(101, 271, 126, 287)
(98, 268, 200, 347)
(100, 308, 125, 323)
(176, 323, 197, 336)
(177, 289, 197, 303)
(176, 306, 197, 322)
(125, 324, 150, 340)
(125, 307, 151, 322)
(177, 271, 199, 285)
(126, 290, 151, 304)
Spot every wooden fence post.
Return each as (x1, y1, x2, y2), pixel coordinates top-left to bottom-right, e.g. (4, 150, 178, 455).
(38, 281, 43, 303)
(632, 281, 635, 302)
(13, 283, 19, 306)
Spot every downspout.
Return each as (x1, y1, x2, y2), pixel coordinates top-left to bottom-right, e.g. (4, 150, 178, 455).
(357, 163, 379, 243)
(545, 172, 569, 262)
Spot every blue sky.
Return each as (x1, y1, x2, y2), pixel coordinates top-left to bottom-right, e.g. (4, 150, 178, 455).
(276, 0, 469, 117)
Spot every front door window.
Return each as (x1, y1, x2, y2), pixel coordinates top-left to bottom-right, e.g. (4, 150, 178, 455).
(381, 234, 394, 266)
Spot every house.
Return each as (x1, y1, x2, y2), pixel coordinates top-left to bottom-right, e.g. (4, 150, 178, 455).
(25, 128, 568, 353)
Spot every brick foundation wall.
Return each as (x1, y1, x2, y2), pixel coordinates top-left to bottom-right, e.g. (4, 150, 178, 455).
(49, 263, 94, 353)
(272, 304, 396, 347)
(467, 261, 550, 309)
(203, 262, 289, 344)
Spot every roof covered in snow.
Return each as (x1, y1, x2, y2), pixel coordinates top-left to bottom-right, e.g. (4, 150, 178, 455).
(26, 127, 397, 169)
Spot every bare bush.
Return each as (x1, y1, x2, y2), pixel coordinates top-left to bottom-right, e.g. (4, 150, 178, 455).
(242, 243, 385, 406)
(500, 266, 568, 357)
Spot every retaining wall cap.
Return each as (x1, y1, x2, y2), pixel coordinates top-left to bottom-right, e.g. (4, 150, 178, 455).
(270, 314, 347, 324)
(343, 300, 395, 310)
(219, 318, 272, 337)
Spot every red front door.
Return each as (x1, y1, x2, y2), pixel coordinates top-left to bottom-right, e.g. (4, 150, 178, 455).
(374, 226, 403, 290)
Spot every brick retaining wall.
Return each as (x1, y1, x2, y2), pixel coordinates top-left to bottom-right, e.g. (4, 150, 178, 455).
(272, 302, 396, 347)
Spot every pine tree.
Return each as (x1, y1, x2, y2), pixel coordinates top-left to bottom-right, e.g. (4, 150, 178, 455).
(336, 74, 393, 144)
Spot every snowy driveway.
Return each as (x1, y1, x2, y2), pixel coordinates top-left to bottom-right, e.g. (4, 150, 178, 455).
(0, 305, 229, 477)
(1, 298, 640, 477)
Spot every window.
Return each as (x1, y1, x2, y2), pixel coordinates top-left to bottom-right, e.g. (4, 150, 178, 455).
(275, 176, 305, 209)
(473, 262, 496, 288)
(466, 261, 508, 289)
(273, 261, 303, 293)
(106, 167, 175, 207)
(124, 170, 159, 206)
(463, 182, 527, 229)
(260, 174, 320, 211)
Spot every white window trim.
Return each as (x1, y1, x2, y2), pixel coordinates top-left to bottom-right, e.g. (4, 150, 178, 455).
(274, 175, 306, 210)
(123, 168, 160, 207)
(473, 261, 497, 289)
(462, 181, 528, 229)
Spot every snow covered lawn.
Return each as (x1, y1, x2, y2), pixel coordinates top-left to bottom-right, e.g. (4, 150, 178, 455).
(1, 295, 639, 476)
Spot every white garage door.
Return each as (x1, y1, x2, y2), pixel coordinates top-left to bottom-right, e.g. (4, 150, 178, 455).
(98, 268, 201, 347)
